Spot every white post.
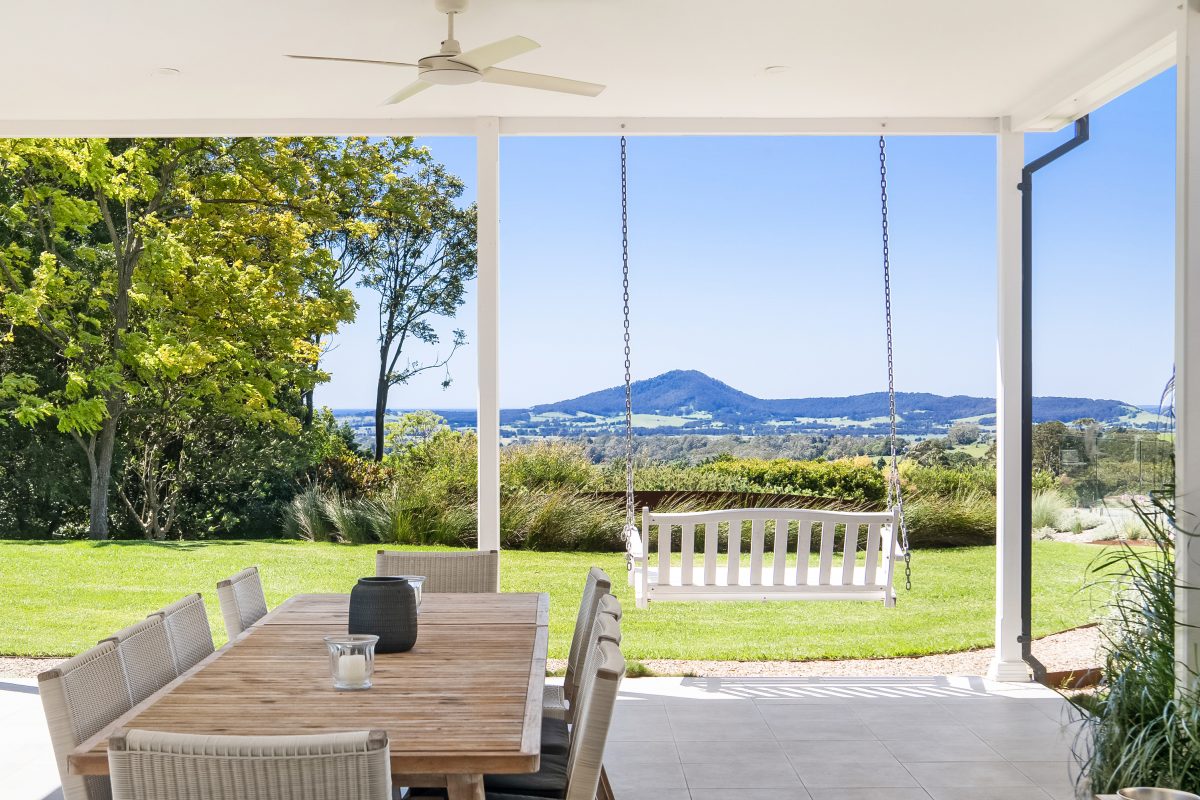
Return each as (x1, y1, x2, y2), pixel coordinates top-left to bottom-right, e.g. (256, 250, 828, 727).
(1177, 1, 1200, 690)
(988, 125, 1032, 683)
(476, 117, 501, 552)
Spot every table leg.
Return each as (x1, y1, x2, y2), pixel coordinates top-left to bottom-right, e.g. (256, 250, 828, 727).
(446, 773, 484, 800)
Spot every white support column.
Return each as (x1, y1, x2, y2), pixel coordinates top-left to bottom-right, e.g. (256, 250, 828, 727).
(988, 125, 1032, 683)
(476, 117, 501, 552)
(1177, 1, 1200, 689)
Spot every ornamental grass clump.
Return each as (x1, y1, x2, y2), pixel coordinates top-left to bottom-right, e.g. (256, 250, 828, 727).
(1072, 489, 1200, 793)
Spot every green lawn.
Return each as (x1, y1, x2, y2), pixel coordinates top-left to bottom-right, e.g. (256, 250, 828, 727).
(0, 539, 1103, 662)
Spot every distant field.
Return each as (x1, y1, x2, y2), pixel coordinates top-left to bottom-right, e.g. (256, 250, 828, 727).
(1, 540, 1102, 663)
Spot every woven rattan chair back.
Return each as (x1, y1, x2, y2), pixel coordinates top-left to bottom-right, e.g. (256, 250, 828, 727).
(564, 640, 625, 800)
(157, 593, 215, 674)
(374, 549, 499, 593)
(563, 567, 612, 705)
(38, 640, 133, 800)
(104, 614, 177, 706)
(107, 728, 392, 800)
(216, 566, 268, 638)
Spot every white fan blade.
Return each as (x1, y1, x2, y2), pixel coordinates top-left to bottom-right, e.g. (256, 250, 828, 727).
(383, 81, 433, 105)
(453, 35, 539, 70)
(286, 54, 417, 68)
(481, 68, 605, 97)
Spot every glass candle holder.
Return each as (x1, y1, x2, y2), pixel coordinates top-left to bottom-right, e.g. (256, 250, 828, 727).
(324, 634, 378, 690)
(398, 575, 426, 612)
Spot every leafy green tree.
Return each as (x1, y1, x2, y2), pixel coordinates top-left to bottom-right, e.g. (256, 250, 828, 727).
(0, 138, 355, 539)
(948, 422, 981, 445)
(356, 152, 478, 461)
(384, 410, 449, 459)
(1032, 421, 1068, 474)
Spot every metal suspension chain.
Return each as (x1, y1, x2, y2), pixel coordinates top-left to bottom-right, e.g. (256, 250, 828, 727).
(621, 136, 636, 566)
(880, 135, 912, 591)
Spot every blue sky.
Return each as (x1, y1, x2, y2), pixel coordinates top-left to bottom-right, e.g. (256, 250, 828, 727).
(320, 70, 1176, 411)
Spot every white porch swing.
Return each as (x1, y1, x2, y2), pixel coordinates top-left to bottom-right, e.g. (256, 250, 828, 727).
(619, 136, 913, 609)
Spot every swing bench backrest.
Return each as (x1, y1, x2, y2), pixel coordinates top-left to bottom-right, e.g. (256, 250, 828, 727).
(628, 506, 899, 609)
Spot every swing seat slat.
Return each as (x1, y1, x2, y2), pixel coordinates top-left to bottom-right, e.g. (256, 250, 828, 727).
(626, 506, 899, 609)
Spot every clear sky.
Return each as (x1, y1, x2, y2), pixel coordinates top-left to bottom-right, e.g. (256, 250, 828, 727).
(319, 69, 1176, 411)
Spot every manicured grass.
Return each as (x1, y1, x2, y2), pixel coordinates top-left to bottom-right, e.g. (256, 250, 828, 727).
(0, 539, 1103, 662)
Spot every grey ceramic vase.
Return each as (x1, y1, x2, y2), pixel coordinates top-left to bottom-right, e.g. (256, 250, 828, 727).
(348, 576, 418, 653)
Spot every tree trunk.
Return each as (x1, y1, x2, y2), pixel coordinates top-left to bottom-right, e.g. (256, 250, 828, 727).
(88, 416, 119, 540)
(374, 368, 390, 462)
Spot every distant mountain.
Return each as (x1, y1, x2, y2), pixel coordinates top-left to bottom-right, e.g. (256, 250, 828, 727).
(532, 369, 1138, 426)
(333, 370, 1159, 444)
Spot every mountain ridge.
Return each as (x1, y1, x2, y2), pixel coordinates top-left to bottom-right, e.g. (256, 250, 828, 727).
(531, 369, 1138, 425)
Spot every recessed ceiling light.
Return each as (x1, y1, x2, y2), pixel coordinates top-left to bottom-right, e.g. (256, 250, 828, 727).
(763, 65, 790, 75)
(150, 67, 181, 77)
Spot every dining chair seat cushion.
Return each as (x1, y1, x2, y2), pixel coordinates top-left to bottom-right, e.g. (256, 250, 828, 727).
(540, 716, 570, 756)
(407, 754, 567, 800)
(542, 684, 567, 720)
(482, 751, 567, 797)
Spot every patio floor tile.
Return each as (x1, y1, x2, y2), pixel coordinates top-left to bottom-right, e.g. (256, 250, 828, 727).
(674, 738, 785, 763)
(924, 788, 1052, 800)
(793, 761, 921, 788)
(779, 738, 896, 764)
(882, 735, 1004, 762)
(905, 761, 1037, 788)
(0, 673, 1084, 799)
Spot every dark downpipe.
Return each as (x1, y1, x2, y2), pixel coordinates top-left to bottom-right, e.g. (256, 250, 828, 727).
(1019, 115, 1090, 679)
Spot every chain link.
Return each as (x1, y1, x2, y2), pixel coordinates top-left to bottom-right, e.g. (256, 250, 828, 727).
(621, 136, 636, 569)
(880, 136, 912, 591)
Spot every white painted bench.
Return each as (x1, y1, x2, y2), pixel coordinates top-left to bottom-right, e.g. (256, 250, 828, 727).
(627, 506, 899, 609)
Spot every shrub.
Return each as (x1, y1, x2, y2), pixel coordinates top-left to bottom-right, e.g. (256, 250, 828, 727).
(905, 464, 996, 498)
(320, 493, 380, 545)
(501, 441, 597, 491)
(500, 488, 623, 550)
(284, 484, 334, 542)
(1031, 490, 1069, 530)
(698, 458, 887, 502)
(1073, 491, 1200, 792)
(902, 489, 995, 548)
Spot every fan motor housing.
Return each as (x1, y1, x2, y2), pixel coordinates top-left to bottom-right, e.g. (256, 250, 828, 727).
(417, 55, 482, 84)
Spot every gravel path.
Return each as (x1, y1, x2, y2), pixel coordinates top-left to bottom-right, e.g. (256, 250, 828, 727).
(4, 626, 1101, 681)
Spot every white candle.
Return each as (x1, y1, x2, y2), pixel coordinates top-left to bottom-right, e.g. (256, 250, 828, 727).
(338, 653, 368, 684)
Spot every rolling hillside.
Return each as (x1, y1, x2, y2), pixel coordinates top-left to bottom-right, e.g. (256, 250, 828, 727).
(334, 369, 1162, 445)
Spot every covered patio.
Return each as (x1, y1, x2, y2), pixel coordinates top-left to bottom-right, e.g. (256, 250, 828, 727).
(1, 1, 1197, 798)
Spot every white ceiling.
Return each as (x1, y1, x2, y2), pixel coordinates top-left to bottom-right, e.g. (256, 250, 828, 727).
(0, 0, 1176, 132)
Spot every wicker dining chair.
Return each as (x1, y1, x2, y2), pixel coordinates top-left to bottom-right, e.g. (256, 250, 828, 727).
(541, 605, 623, 757)
(375, 549, 499, 593)
(156, 593, 215, 675)
(107, 728, 392, 800)
(484, 640, 625, 800)
(216, 566, 269, 638)
(544, 567, 612, 721)
(103, 614, 177, 706)
(38, 640, 133, 800)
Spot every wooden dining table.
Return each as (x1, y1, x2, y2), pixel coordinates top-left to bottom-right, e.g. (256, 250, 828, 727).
(69, 591, 549, 800)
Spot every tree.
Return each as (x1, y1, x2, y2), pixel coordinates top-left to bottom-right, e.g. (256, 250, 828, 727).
(1032, 421, 1068, 474)
(0, 138, 356, 539)
(948, 421, 981, 445)
(357, 155, 477, 461)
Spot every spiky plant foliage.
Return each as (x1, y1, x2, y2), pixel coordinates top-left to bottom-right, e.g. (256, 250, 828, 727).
(283, 484, 334, 542)
(1073, 489, 1200, 793)
(1031, 489, 1070, 531)
(319, 492, 379, 545)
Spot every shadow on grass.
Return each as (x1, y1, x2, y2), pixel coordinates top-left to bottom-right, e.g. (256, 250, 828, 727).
(0, 538, 311, 551)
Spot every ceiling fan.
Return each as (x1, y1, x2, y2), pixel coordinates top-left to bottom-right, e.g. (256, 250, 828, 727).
(286, 0, 605, 105)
